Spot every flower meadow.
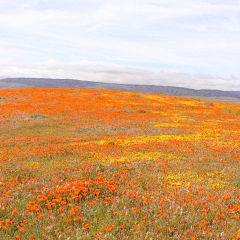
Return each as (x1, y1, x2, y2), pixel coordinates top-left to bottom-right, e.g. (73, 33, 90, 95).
(0, 88, 240, 240)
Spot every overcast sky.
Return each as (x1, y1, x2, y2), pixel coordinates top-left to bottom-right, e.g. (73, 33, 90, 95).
(1, 0, 240, 90)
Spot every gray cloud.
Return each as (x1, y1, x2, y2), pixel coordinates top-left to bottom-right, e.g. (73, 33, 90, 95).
(0, 60, 240, 91)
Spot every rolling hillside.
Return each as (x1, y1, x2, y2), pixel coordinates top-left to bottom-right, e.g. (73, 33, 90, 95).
(1, 77, 240, 103)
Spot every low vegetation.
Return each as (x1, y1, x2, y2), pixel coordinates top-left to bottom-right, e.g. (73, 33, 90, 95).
(0, 88, 240, 239)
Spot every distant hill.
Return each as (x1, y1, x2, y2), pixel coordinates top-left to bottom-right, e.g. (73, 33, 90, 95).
(1, 78, 240, 104)
(230, 91, 240, 94)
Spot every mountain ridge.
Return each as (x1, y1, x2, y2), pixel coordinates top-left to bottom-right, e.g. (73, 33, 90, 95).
(1, 78, 240, 103)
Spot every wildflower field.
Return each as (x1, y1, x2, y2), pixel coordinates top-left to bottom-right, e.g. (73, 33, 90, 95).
(0, 88, 240, 240)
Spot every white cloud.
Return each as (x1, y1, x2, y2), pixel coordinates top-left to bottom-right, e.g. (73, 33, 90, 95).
(0, 60, 240, 91)
(0, 1, 240, 88)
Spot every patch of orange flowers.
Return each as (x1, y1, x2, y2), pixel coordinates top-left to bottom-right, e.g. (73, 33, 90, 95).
(0, 88, 240, 239)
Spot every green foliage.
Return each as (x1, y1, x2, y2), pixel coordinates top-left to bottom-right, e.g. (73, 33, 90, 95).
(31, 114, 47, 118)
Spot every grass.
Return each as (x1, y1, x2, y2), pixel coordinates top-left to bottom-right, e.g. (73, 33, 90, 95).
(0, 88, 240, 239)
